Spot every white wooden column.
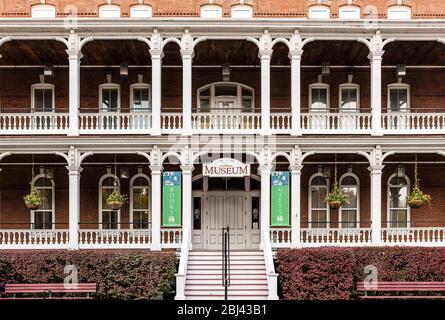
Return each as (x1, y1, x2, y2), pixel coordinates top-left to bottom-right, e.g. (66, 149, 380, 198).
(260, 50, 272, 135)
(181, 50, 193, 135)
(290, 50, 303, 136)
(369, 165, 384, 244)
(370, 51, 383, 136)
(67, 166, 81, 250)
(67, 50, 81, 136)
(181, 165, 194, 244)
(150, 51, 162, 136)
(289, 165, 303, 248)
(258, 165, 272, 247)
(150, 165, 162, 250)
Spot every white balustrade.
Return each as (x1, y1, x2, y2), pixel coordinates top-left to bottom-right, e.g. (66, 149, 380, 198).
(270, 113, 292, 133)
(191, 113, 261, 133)
(0, 113, 69, 134)
(382, 113, 445, 134)
(0, 229, 69, 249)
(300, 228, 372, 247)
(382, 227, 445, 245)
(79, 112, 151, 134)
(270, 228, 292, 248)
(301, 113, 372, 134)
(161, 228, 183, 248)
(161, 113, 183, 133)
(78, 229, 151, 249)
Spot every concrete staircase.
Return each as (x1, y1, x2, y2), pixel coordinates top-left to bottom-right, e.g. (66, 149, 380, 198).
(185, 250, 269, 300)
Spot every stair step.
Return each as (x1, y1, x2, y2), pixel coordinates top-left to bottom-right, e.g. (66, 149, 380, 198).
(186, 279, 267, 285)
(187, 260, 264, 265)
(185, 290, 269, 296)
(186, 274, 267, 280)
(189, 251, 263, 256)
(186, 296, 268, 300)
(187, 269, 266, 275)
(188, 255, 264, 260)
(186, 284, 268, 290)
(187, 265, 266, 271)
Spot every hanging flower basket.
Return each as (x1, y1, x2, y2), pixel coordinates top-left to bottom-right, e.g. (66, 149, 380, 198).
(326, 184, 350, 209)
(407, 186, 431, 209)
(23, 186, 43, 210)
(106, 187, 128, 210)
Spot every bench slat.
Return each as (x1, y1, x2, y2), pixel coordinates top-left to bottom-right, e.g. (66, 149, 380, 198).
(4, 283, 97, 294)
(357, 281, 445, 292)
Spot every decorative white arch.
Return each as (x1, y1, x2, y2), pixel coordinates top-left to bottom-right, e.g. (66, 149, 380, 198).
(387, 173, 411, 228)
(339, 172, 360, 228)
(30, 173, 55, 230)
(98, 172, 121, 230)
(308, 172, 330, 229)
(129, 172, 151, 230)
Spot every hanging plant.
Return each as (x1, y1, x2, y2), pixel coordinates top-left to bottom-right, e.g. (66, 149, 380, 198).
(325, 156, 350, 209)
(407, 154, 431, 208)
(23, 186, 43, 210)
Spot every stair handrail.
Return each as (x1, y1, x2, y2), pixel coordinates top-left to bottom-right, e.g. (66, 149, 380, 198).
(174, 227, 190, 300)
(262, 227, 279, 300)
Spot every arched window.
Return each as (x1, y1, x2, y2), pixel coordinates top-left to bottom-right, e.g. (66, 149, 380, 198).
(309, 173, 329, 228)
(130, 5, 152, 18)
(200, 4, 222, 18)
(197, 82, 255, 113)
(231, 4, 253, 19)
(387, 5, 411, 20)
(339, 5, 360, 20)
(99, 4, 121, 18)
(308, 5, 330, 19)
(30, 174, 55, 230)
(31, 4, 56, 18)
(130, 173, 151, 229)
(387, 174, 410, 228)
(340, 173, 360, 228)
(99, 174, 120, 229)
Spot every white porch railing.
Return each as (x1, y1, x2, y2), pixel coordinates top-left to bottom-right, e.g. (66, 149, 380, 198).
(382, 227, 445, 245)
(0, 113, 69, 134)
(382, 113, 445, 134)
(161, 228, 183, 249)
(300, 228, 373, 246)
(161, 113, 183, 134)
(270, 228, 292, 248)
(79, 112, 152, 134)
(191, 113, 261, 133)
(78, 229, 151, 249)
(270, 113, 292, 133)
(301, 113, 372, 134)
(0, 229, 69, 249)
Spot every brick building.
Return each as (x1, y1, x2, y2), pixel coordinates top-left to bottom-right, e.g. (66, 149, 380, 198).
(1, 0, 445, 299)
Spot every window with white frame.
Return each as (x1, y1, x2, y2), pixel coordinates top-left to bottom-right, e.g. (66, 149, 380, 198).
(99, 4, 121, 18)
(309, 83, 330, 112)
(198, 82, 254, 113)
(309, 174, 329, 228)
(340, 174, 359, 228)
(99, 83, 120, 112)
(99, 175, 120, 230)
(339, 5, 360, 20)
(388, 83, 410, 112)
(339, 84, 360, 112)
(231, 4, 253, 18)
(308, 5, 330, 19)
(30, 175, 55, 230)
(387, 174, 410, 228)
(130, 83, 151, 112)
(130, 5, 152, 18)
(130, 174, 151, 229)
(31, 4, 56, 18)
(31, 83, 55, 112)
(200, 4, 222, 18)
(387, 5, 411, 20)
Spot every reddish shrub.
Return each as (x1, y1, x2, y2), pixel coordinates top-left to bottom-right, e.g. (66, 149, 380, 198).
(276, 247, 445, 300)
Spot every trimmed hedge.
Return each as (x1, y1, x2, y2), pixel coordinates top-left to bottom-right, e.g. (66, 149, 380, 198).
(276, 247, 445, 300)
(0, 250, 177, 300)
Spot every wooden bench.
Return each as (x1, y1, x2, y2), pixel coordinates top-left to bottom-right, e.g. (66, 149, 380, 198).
(357, 281, 445, 299)
(3, 283, 96, 300)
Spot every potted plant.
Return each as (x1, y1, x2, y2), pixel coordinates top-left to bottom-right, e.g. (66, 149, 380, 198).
(23, 186, 43, 210)
(106, 186, 128, 210)
(326, 183, 350, 209)
(407, 185, 431, 209)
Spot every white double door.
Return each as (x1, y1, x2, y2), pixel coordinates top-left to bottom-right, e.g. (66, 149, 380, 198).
(198, 191, 259, 250)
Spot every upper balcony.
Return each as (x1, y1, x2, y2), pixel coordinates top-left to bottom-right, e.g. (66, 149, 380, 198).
(1, 37, 445, 136)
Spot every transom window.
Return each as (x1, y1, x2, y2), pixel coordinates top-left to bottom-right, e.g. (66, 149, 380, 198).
(339, 84, 360, 112)
(31, 84, 54, 112)
(99, 4, 121, 18)
(309, 84, 330, 112)
(198, 82, 254, 113)
(340, 174, 359, 228)
(130, 174, 151, 229)
(339, 5, 360, 20)
(309, 174, 329, 228)
(200, 4, 222, 18)
(130, 5, 152, 18)
(388, 175, 410, 228)
(30, 175, 54, 230)
(231, 4, 253, 19)
(99, 175, 120, 230)
(31, 5, 56, 19)
(308, 5, 330, 19)
(99, 84, 120, 112)
(387, 5, 411, 20)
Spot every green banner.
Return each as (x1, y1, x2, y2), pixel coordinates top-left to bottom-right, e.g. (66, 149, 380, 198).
(271, 171, 290, 226)
(162, 172, 182, 227)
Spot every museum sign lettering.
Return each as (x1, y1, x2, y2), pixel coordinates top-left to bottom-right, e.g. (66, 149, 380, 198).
(203, 158, 251, 177)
